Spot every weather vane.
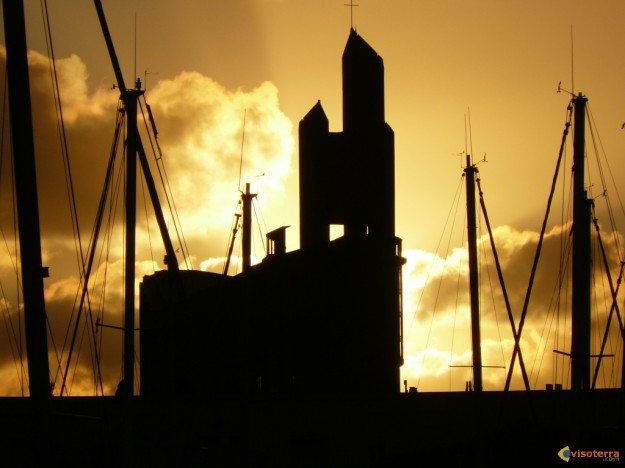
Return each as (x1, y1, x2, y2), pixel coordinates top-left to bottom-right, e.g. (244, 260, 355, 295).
(344, 1, 359, 29)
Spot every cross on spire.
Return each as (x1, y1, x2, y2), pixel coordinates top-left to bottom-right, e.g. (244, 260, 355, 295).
(344, 1, 359, 29)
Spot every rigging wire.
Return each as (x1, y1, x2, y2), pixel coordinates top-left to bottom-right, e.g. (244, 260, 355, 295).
(527, 96, 624, 390)
(59, 106, 124, 396)
(504, 103, 573, 391)
(39, 0, 114, 395)
(253, 197, 268, 257)
(39, 0, 87, 280)
(476, 177, 532, 391)
(448, 210, 466, 392)
(412, 175, 465, 390)
(478, 198, 506, 372)
(0, 73, 28, 392)
(587, 105, 624, 262)
(139, 97, 192, 269)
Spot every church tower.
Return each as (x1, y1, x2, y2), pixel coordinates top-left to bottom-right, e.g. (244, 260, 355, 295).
(299, 29, 395, 248)
(297, 29, 403, 393)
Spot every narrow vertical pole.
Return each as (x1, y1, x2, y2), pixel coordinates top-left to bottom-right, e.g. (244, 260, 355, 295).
(241, 183, 257, 272)
(123, 86, 141, 396)
(465, 154, 483, 393)
(571, 93, 591, 391)
(2, 0, 51, 399)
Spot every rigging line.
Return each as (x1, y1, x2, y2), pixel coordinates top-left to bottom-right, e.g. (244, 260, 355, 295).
(253, 195, 268, 244)
(560, 231, 573, 386)
(156, 153, 192, 269)
(530, 209, 574, 386)
(414, 177, 465, 389)
(41, 0, 103, 391)
(531, 286, 561, 389)
(504, 103, 573, 391)
(0, 280, 26, 392)
(95, 162, 124, 393)
(478, 190, 507, 371)
(139, 98, 191, 269)
(59, 111, 123, 396)
(85, 133, 124, 392)
(553, 153, 572, 387)
(9, 126, 28, 394)
(533, 233, 571, 386)
(591, 236, 615, 388)
(0, 69, 22, 324)
(449, 212, 466, 392)
(135, 106, 180, 271)
(40, 0, 87, 280)
(45, 313, 63, 392)
(252, 200, 267, 256)
(256, 191, 269, 235)
(587, 105, 624, 262)
(592, 218, 625, 389)
(476, 178, 531, 391)
(407, 176, 465, 337)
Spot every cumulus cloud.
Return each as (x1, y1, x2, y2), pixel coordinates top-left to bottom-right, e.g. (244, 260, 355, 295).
(0, 48, 294, 395)
(401, 223, 624, 392)
(147, 72, 293, 238)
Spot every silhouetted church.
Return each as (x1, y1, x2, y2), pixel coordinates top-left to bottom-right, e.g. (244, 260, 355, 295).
(140, 29, 404, 397)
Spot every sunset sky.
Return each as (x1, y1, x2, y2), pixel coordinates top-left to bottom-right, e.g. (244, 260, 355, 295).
(1, 0, 624, 395)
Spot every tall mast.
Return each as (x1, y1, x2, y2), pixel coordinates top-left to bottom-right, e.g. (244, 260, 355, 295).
(465, 154, 483, 392)
(241, 182, 257, 272)
(94, 0, 181, 396)
(570, 93, 591, 391)
(123, 85, 141, 396)
(2, 0, 51, 399)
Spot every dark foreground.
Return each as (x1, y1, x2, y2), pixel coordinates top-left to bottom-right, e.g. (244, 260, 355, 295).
(1, 389, 623, 467)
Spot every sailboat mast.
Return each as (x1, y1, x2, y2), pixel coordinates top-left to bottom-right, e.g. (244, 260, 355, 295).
(465, 154, 483, 392)
(241, 182, 257, 272)
(2, 0, 51, 399)
(570, 93, 591, 391)
(123, 87, 141, 396)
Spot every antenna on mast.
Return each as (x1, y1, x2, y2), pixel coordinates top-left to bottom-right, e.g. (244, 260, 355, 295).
(557, 28, 577, 98)
(464, 109, 475, 166)
(570, 25, 575, 96)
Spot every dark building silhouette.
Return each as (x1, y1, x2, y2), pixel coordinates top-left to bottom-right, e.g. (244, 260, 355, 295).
(140, 28, 404, 397)
(300, 29, 395, 247)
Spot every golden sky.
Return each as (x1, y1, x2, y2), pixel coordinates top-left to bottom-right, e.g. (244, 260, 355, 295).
(0, 0, 624, 395)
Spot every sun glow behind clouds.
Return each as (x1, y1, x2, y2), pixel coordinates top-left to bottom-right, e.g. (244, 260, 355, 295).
(148, 72, 293, 238)
(0, 47, 294, 395)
